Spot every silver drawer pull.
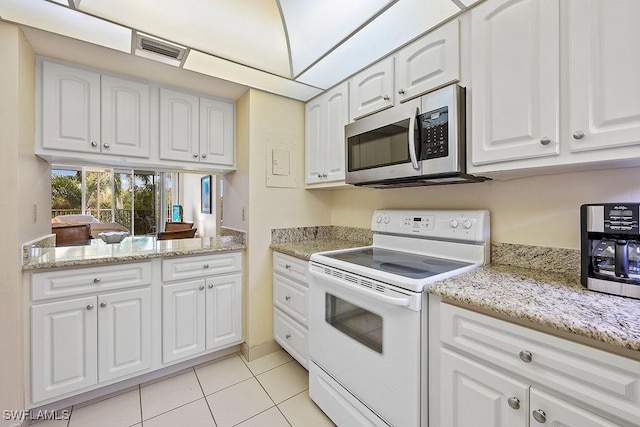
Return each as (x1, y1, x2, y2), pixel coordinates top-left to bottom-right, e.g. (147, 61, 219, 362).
(208, 284, 213, 289)
(507, 397, 520, 410)
(91, 141, 98, 147)
(519, 350, 533, 363)
(201, 154, 207, 158)
(285, 333, 291, 340)
(86, 304, 94, 310)
(285, 295, 291, 301)
(540, 137, 551, 146)
(573, 130, 585, 140)
(199, 285, 205, 291)
(100, 302, 107, 308)
(203, 264, 210, 268)
(383, 95, 390, 101)
(532, 409, 547, 423)
(285, 264, 291, 269)
(93, 278, 101, 284)
(102, 143, 110, 149)
(193, 153, 199, 158)
(398, 89, 405, 95)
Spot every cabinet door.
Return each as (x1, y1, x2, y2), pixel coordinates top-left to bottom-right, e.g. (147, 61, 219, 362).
(350, 56, 395, 120)
(568, 0, 640, 153)
(200, 97, 234, 166)
(98, 288, 152, 382)
(471, 0, 560, 166)
(162, 280, 206, 363)
(31, 296, 98, 403)
(305, 98, 324, 184)
(396, 19, 460, 103)
(323, 82, 349, 183)
(41, 61, 100, 153)
(530, 389, 620, 427)
(440, 348, 529, 427)
(159, 88, 199, 162)
(205, 274, 242, 351)
(101, 75, 150, 158)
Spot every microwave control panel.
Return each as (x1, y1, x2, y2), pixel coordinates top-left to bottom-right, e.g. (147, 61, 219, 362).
(420, 106, 448, 160)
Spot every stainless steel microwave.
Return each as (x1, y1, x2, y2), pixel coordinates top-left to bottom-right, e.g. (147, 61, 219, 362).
(345, 84, 487, 188)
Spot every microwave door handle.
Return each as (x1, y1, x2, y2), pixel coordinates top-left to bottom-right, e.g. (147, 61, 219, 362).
(408, 108, 420, 170)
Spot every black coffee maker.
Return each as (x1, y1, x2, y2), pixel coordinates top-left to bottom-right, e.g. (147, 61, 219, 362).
(581, 203, 640, 299)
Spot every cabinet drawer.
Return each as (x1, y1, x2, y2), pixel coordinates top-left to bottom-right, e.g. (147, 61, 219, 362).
(162, 252, 241, 282)
(31, 262, 151, 301)
(273, 274, 308, 326)
(440, 303, 640, 424)
(274, 308, 308, 369)
(273, 252, 308, 283)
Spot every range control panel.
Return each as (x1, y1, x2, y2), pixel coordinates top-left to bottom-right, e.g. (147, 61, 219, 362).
(372, 209, 490, 242)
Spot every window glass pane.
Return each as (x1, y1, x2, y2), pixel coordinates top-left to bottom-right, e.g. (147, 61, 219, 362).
(114, 171, 133, 233)
(325, 294, 383, 353)
(51, 169, 82, 218)
(133, 171, 157, 236)
(84, 168, 114, 222)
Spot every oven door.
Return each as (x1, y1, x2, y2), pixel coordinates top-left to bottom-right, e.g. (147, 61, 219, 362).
(308, 262, 421, 427)
(345, 98, 422, 185)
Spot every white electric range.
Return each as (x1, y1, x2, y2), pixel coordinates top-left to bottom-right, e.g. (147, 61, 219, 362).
(308, 209, 490, 426)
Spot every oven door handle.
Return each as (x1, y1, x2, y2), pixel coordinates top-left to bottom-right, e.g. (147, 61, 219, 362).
(408, 107, 420, 170)
(309, 268, 413, 308)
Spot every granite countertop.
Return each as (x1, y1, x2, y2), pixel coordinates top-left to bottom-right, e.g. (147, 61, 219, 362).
(23, 236, 246, 271)
(270, 238, 368, 260)
(428, 264, 640, 353)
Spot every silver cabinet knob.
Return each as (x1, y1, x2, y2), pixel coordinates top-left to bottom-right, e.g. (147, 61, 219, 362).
(199, 285, 205, 291)
(519, 350, 533, 363)
(507, 397, 520, 410)
(193, 153, 199, 158)
(86, 304, 94, 310)
(383, 95, 390, 101)
(398, 89, 405, 95)
(201, 154, 207, 158)
(573, 130, 585, 140)
(322, 173, 328, 178)
(203, 264, 210, 269)
(285, 264, 291, 269)
(285, 333, 291, 339)
(93, 277, 101, 284)
(90, 141, 98, 147)
(317, 173, 322, 178)
(532, 409, 547, 423)
(102, 143, 110, 149)
(285, 295, 291, 301)
(208, 284, 214, 289)
(100, 302, 107, 308)
(540, 137, 551, 145)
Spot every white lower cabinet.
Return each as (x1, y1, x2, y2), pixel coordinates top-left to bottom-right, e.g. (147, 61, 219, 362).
(31, 288, 151, 403)
(432, 300, 640, 427)
(272, 252, 309, 368)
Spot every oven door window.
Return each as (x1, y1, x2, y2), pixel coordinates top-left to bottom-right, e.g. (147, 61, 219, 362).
(325, 293, 383, 354)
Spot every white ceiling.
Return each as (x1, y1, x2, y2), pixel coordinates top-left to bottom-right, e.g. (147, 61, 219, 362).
(0, 0, 471, 101)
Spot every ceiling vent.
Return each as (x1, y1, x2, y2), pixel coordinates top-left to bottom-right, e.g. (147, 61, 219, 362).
(133, 32, 187, 66)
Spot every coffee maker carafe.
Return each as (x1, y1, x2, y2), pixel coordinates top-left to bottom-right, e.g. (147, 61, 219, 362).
(581, 204, 640, 299)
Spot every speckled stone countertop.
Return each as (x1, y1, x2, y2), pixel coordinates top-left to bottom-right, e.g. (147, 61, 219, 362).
(270, 239, 368, 260)
(428, 264, 640, 353)
(22, 236, 245, 271)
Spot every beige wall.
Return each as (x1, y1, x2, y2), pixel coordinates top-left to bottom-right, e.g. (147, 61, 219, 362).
(331, 167, 640, 250)
(225, 89, 332, 349)
(0, 23, 49, 424)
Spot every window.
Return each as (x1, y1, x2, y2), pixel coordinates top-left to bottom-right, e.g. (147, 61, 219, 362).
(51, 166, 174, 236)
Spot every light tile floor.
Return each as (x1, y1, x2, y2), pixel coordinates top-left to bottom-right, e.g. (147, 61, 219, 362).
(32, 351, 334, 427)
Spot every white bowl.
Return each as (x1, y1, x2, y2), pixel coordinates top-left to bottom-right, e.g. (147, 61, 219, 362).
(98, 231, 129, 244)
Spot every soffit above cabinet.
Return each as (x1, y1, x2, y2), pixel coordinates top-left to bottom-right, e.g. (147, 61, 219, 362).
(0, 0, 468, 101)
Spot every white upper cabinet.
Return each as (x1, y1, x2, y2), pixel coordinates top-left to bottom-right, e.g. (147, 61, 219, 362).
(42, 61, 150, 158)
(395, 19, 460, 103)
(470, 0, 560, 166)
(160, 88, 235, 166)
(305, 81, 349, 185)
(159, 88, 200, 163)
(101, 75, 151, 158)
(567, 0, 640, 154)
(350, 57, 395, 120)
(42, 61, 101, 154)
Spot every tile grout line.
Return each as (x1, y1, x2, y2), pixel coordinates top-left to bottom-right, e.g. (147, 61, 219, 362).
(137, 384, 143, 427)
(192, 366, 219, 426)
